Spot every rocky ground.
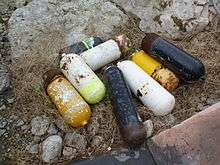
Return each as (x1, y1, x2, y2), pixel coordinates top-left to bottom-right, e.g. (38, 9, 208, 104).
(0, 0, 219, 164)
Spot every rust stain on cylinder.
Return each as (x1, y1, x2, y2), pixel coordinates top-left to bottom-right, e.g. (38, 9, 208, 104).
(43, 69, 91, 127)
(152, 68, 179, 91)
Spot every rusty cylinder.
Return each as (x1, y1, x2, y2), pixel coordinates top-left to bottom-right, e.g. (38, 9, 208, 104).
(131, 50, 179, 91)
(43, 69, 91, 127)
(60, 54, 106, 104)
(104, 66, 146, 148)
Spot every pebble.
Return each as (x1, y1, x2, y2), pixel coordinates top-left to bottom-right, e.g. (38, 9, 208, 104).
(62, 146, 77, 159)
(47, 123, 58, 135)
(9, 115, 18, 121)
(0, 104, 6, 111)
(64, 132, 87, 151)
(206, 98, 218, 105)
(90, 136, 104, 148)
(21, 124, 30, 132)
(197, 103, 205, 111)
(87, 118, 100, 137)
(143, 120, 154, 138)
(16, 119, 25, 127)
(33, 136, 41, 143)
(1, 17, 8, 22)
(3, 90, 15, 105)
(189, 96, 200, 105)
(0, 24, 4, 34)
(42, 135, 62, 163)
(4, 132, 8, 138)
(31, 116, 49, 136)
(55, 117, 71, 132)
(0, 117, 7, 128)
(7, 97, 15, 104)
(0, 129, 6, 137)
(0, 64, 10, 94)
(161, 114, 176, 125)
(201, 96, 207, 102)
(26, 143, 39, 154)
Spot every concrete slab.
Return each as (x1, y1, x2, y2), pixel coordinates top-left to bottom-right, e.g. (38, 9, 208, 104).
(149, 102, 220, 165)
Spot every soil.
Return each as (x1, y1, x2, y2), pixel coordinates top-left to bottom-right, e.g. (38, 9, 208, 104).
(0, 1, 220, 164)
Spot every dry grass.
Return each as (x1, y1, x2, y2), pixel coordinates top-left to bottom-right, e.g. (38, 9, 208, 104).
(1, 15, 220, 164)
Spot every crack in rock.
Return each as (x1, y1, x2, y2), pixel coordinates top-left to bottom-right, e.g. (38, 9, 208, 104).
(110, 0, 211, 39)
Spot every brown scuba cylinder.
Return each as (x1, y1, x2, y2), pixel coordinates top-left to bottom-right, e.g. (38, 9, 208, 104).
(141, 33, 205, 82)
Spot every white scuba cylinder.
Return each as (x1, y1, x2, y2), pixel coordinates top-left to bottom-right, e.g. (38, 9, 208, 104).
(80, 39, 121, 71)
(60, 53, 106, 104)
(117, 60, 175, 116)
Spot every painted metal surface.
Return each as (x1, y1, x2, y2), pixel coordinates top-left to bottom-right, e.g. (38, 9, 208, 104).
(131, 50, 162, 76)
(43, 70, 91, 127)
(104, 66, 146, 148)
(60, 54, 106, 104)
(141, 33, 205, 82)
(131, 50, 179, 91)
(80, 39, 121, 71)
(117, 61, 175, 116)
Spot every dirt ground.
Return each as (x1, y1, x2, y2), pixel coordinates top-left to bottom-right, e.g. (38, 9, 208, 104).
(0, 2, 220, 164)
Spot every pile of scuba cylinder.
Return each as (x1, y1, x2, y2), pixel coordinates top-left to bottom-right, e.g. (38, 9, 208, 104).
(42, 33, 205, 148)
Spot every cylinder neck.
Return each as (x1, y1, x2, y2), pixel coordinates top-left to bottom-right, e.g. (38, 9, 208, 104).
(141, 33, 159, 53)
(128, 49, 142, 60)
(42, 69, 63, 92)
(114, 35, 131, 56)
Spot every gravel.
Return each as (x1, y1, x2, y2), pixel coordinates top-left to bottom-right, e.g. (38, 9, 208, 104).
(41, 135, 63, 163)
(55, 117, 71, 133)
(143, 120, 154, 138)
(47, 123, 58, 135)
(26, 143, 39, 154)
(0, 64, 10, 94)
(33, 136, 41, 143)
(0, 117, 7, 128)
(90, 136, 104, 148)
(0, 104, 6, 111)
(64, 132, 87, 151)
(63, 146, 77, 159)
(161, 114, 177, 126)
(31, 116, 50, 136)
(0, 128, 6, 137)
(87, 117, 100, 137)
(16, 119, 25, 127)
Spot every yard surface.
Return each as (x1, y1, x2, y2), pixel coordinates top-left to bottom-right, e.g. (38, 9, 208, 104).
(0, 0, 219, 164)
